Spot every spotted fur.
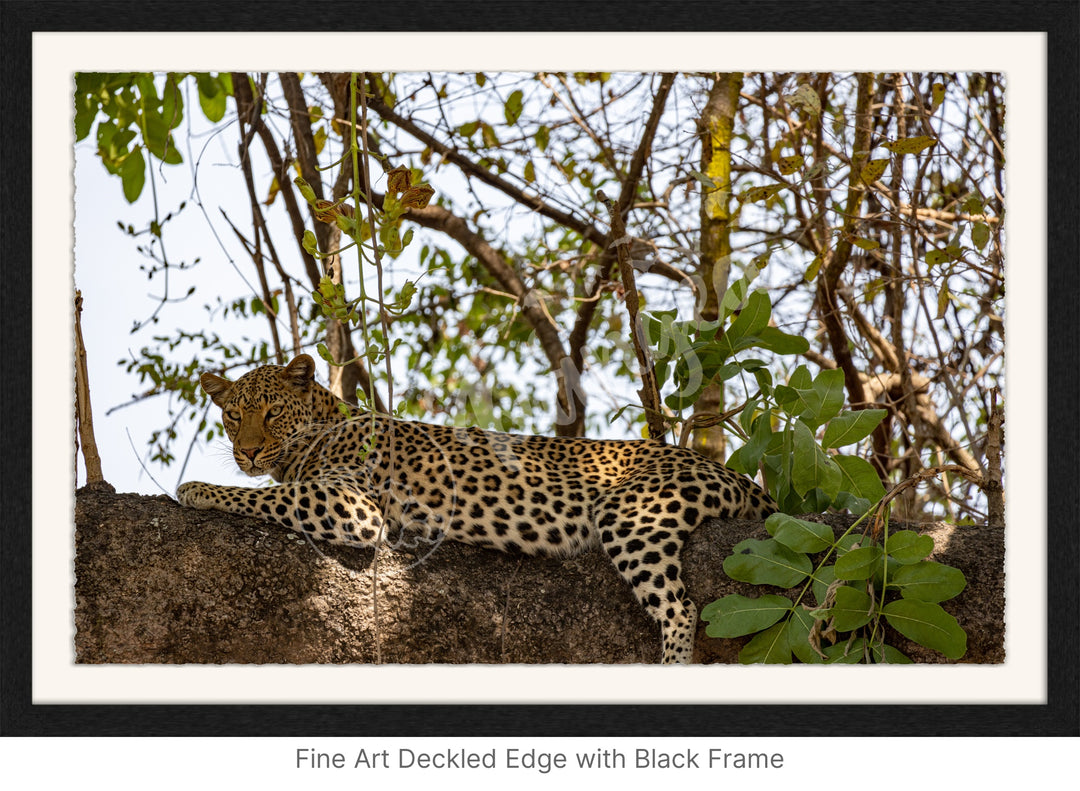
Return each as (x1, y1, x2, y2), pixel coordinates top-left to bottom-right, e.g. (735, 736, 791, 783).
(177, 354, 776, 663)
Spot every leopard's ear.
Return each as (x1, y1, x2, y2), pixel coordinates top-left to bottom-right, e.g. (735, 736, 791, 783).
(200, 372, 233, 407)
(283, 354, 316, 392)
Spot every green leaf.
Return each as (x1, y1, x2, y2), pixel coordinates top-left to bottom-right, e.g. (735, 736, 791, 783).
(790, 420, 842, 497)
(723, 538, 812, 588)
(504, 89, 524, 125)
(804, 254, 823, 282)
(788, 365, 813, 390)
(725, 412, 773, 475)
(931, 82, 946, 111)
(74, 94, 98, 141)
(890, 561, 967, 602)
(834, 545, 884, 580)
(777, 367, 841, 425)
(871, 643, 914, 664)
(739, 184, 784, 203)
(962, 194, 985, 214)
(737, 622, 792, 664)
(719, 268, 763, 318)
(833, 491, 870, 517)
(196, 73, 227, 122)
(784, 84, 821, 118)
(294, 177, 317, 204)
(700, 594, 792, 638)
(313, 126, 328, 155)
(822, 408, 887, 449)
(833, 454, 886, 507)
(885, 530, 935, 564)
(883, 599, 967, 659)
(523, 160, 536, 183)
(811, 564, 837, 607)
(120, 147, 146, 203)
(823, 638, 868, 663)
(738, 397, 760, 436)
(859, 158, 889, 185)
(831, 585, 875, 631)
(766, 513, 834, 553)
(926, 247, 961, 267)
(640, 310, 680, 348)
(755, 326, 810, 355)
(534, 125, 550, 152)
(883, 135, 937, 155)
(787, 608, 824, 664)
(161, 74, 184, 128)
(791, 487, 833, 514)
(689, 170, 719, 190)
(971, 222, 990, 250)
(805, 368, 846, 426)
(717, 290, 771, 357)
(776, 154, 805, 175)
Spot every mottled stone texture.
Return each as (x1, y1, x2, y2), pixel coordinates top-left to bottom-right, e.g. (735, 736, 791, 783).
(74, 481, 1003, 664)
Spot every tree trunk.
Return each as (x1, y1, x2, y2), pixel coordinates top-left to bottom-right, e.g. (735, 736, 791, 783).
(693, 73, 743, 460)
(75, 483, 1004, 664)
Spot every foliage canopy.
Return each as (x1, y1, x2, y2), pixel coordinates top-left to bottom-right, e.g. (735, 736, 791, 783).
(75, 71, 1004, 523)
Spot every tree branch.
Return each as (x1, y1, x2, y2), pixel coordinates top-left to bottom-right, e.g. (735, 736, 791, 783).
(816, 74, 873, 410)
(405, 203, 576, 432)
(567, 73, 676, 376)
(365, 84, 606, 247)
(231, 73, 322, 290)
(599, 190, 666, 440)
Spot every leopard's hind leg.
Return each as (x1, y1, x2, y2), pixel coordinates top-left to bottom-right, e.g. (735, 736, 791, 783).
(593, 480, 702, 664)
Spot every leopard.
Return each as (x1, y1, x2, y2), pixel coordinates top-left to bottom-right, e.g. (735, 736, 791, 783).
(177, 354, 777, 663)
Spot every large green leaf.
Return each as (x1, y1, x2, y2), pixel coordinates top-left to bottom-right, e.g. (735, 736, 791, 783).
(737, 621, 792, 664)
(755, 326, 810, 355)
(196, 73, 227, 122)
(831, 585, 875, 631)
(766, 513, 834, 553)
(884, 530, 935, 564)
(834, 545, 884, 580)
(716, 289, 771, 358)
(161, 73, 185, 128)
(120, 147, 146, 203)
(726, 413, 773, 475)
(800, 368, 846, 427)
(883, 599, 967, 659)
(811, 564, 838, 607)
(822, 408, 887, 449)
(890, 561, 967, 602)
(786, 607, 823, 664)
(870, 643, 914, 664)
(823, 638, 868, 663)
(790, 420, 842, 497)
(723, 538, 812, 588)
(700, 593, 792, 638)
(833, 454, 886, 508)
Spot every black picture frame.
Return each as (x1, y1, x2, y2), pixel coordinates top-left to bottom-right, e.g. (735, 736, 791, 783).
(2, 0, 1077, 737)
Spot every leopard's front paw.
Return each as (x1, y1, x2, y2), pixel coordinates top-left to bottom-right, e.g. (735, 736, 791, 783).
(176, 482, 214, 509)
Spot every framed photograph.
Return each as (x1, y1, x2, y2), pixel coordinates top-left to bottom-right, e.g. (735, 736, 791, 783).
(2, 0, 1076, 774)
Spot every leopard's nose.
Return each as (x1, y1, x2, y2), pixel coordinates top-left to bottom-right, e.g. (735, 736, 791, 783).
(239, 447, 261, 461)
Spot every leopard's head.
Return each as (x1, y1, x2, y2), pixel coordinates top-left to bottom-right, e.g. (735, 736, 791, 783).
(200, 354, 318, 477)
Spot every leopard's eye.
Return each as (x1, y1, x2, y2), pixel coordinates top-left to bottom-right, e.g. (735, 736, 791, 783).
(225, 410, 241, 422)
(267, 404, 284, 418)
